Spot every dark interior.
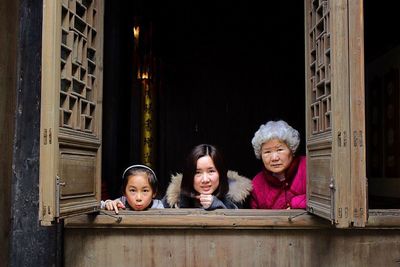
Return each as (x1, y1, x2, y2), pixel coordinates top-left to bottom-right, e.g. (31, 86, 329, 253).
(101, 1, 400, 209)
(102, 1, 305, 198)
(364, 1, 400, 208)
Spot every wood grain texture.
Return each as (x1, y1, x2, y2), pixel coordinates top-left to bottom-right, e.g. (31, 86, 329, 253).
(65, 210, 330, 229)
(65, 223, 400, 267)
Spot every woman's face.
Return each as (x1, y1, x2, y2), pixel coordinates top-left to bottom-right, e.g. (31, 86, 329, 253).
(124, 174, 155, 211)
(193, 155, 220, 195)
(261, 139, 293, 176)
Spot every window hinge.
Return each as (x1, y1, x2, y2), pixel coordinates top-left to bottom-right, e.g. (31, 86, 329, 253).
(338, 207, 349, 218)
(353, 207, 364, 218)
(43, 129, 47, 145)
(43, 128, 52, 145)
(329, 181, 335, 190)
(337, 131, 347, 147)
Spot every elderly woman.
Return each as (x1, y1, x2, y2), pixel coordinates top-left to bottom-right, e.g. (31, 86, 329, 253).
(250, 120, 306, 209)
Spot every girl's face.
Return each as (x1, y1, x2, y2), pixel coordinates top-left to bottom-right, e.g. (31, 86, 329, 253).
(124, 174, 155, 211)
(193, 155, 220, 195)
(261, 139, 293, 176)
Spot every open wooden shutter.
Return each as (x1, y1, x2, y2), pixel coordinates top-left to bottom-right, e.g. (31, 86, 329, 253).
(40, 0, 104, 225)
(305, 0, 366, 228)
(347, 0, 367, 227)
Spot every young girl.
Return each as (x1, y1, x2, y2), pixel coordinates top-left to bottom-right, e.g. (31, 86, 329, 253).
(162, 144, 252, 209)
(101, 164, 164, 213)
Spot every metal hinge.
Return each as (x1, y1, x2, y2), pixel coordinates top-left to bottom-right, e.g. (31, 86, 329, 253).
(43, 128, 52, 145)
(329, 181, 335, 190)
(43, 129, 48, 145)
(353, 207, 364, 218)
(338, 207, 349, 219)
(329, 177, 335, 221)
(337, 131, 347, 147)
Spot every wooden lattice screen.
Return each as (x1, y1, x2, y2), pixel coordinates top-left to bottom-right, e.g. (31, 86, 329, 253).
(308, 0, 331, 134)
(60, 0, 98, 133)
(40, 0, 103, 223)
(306, 0, 366, 227)
(305, 0, 334, 222)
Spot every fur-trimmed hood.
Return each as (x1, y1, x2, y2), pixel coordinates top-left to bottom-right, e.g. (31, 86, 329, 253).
(164, 170, 252, 208)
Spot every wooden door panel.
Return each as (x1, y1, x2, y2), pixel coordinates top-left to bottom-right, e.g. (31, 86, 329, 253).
(40, 0, 104, 224)
(305, 0, 337, 223)
(305, 0, 366, 227)
(59, 148, 97, 197)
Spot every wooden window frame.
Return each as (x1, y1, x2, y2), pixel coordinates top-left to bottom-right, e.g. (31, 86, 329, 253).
(64, 209, 400, 229)
(41, 0, 400, 230)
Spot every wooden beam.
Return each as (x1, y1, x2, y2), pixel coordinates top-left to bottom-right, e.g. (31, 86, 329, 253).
(65, 209, 331, 229)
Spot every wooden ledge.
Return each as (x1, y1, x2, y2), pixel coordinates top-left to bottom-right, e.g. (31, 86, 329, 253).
(366, 209, 400, 228)
(64, 209, 331, 229)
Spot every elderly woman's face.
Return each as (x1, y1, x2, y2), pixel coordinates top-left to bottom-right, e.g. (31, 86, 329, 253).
(261, 139, 293, 176)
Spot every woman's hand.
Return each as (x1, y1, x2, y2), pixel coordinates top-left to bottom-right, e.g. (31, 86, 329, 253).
(104, 199, 125, 214)
(197, 194, 214, 209)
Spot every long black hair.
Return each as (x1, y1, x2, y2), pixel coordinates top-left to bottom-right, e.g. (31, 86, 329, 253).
(181, 144, 229, 198)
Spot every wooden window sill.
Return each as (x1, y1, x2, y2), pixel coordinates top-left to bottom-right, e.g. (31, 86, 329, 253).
(367, 209, 400, 228)
(64, 209, 331, 229)
(64, 209, 400, 229)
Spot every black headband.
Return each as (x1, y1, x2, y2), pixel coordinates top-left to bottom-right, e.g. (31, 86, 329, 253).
(122, 164, 157, 181)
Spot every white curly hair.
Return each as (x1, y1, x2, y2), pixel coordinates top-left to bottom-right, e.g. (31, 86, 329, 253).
(251, 120, 300, 159)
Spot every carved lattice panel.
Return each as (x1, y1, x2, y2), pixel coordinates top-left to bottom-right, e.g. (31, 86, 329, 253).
(306, 0, 366, 227)
(308, 0, 331, 134)
(305, 0, 334, 222)
(40, 0, 103, 223)
(60, 0, 98, 133)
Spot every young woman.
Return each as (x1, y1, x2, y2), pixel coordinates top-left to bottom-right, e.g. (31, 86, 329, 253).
(250, 120, 306, 209)
(101, 164, 164, 213)
(162, 144, 252, 210)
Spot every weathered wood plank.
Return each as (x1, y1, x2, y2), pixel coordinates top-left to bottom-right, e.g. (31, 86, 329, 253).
(348, 0, 367, 227)
(65, 210, 332, 229)
(65, 227, 400, 267)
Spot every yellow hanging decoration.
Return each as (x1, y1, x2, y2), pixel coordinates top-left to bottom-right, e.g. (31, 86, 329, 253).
(134, 19, 156, 167)
(141, 78, 154, 167)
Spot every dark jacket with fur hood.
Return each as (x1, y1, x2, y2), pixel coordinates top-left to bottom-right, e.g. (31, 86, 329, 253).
(162, 170, 252, 210)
